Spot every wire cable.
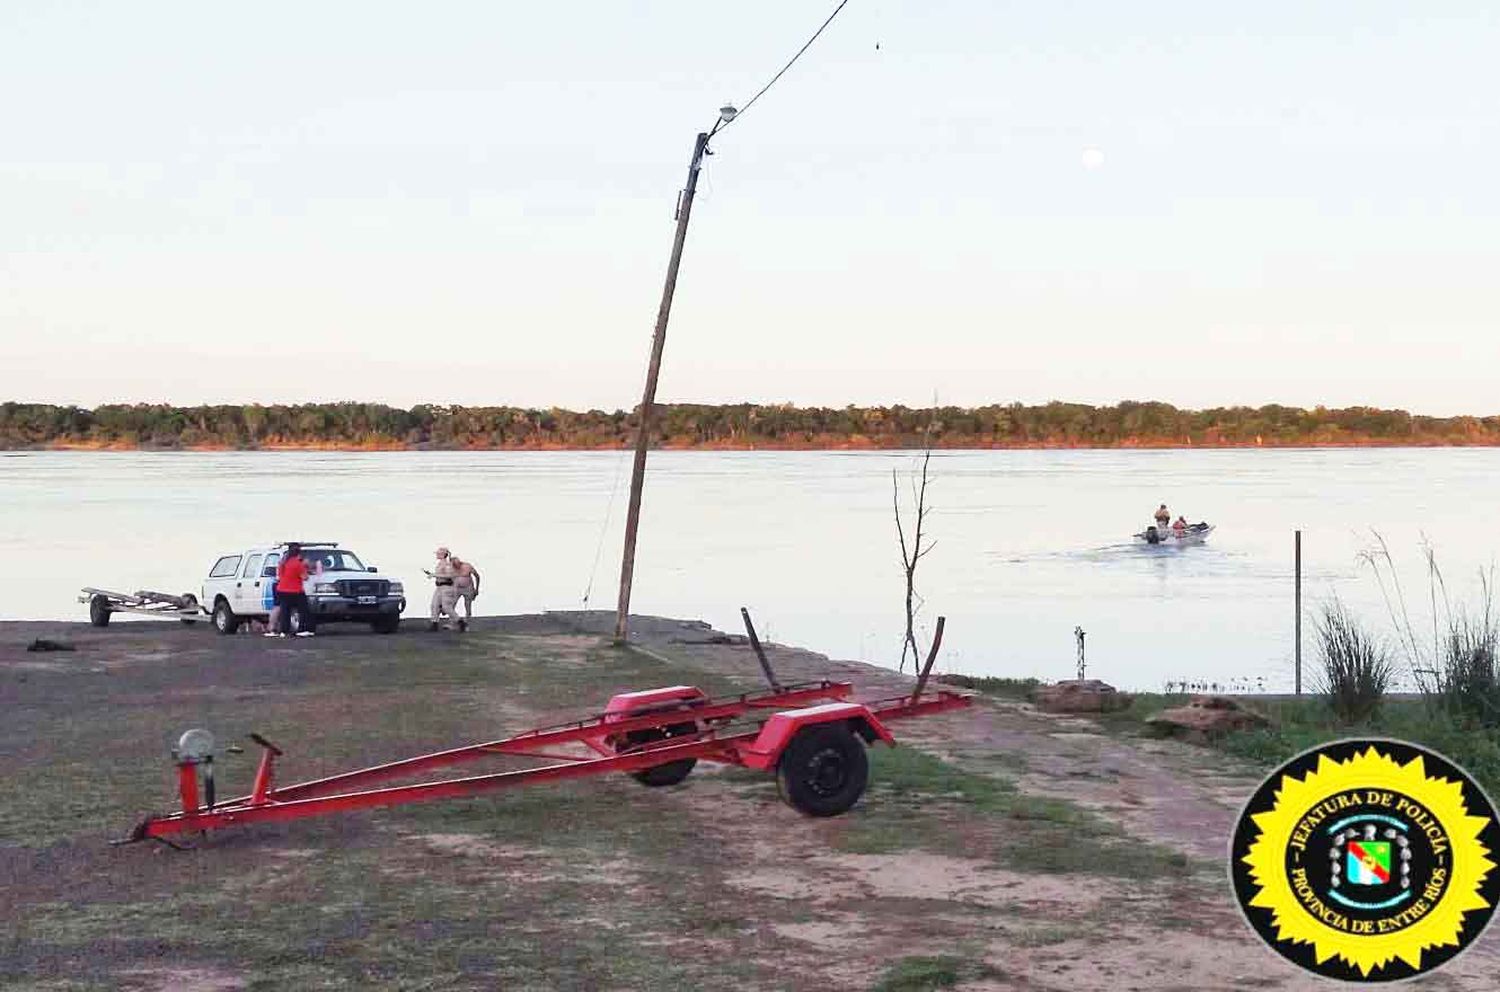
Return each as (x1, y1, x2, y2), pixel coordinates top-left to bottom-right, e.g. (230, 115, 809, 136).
(581, 446, 630, 610)
(711, 0, 851, 137)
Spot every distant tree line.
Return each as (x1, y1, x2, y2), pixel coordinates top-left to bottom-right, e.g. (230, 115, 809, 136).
(3, 400, 1499, 450)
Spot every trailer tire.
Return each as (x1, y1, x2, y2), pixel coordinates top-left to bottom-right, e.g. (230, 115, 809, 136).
(179, 593, 199, 625)
(212, 598, 240, 635)
(776, 724, 869, 817)
(371, 614, 400, 634)
(89, 594, 112, 627)
(621, 721, 699, 787)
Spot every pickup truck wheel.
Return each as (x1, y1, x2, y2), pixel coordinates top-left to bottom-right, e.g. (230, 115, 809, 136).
(619, 721, 699, 787)
(212, 599, 239, 635)
(89, 594, 112, 627)
(371, 614, 400, 634)
(179, 593, 199, 625)
(776, 724, 869, 817)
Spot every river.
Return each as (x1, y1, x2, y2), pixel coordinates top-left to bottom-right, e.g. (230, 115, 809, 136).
(3, 448, 1495, 690)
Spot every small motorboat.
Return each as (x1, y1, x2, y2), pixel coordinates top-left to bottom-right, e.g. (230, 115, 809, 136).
(1136, 522, 1214, 545)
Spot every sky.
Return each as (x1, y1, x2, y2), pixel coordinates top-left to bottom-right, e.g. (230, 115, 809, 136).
(1, 1, 1498, 415)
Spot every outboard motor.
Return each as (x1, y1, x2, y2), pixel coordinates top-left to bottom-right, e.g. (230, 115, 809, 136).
(1145, 525, 1161, 545)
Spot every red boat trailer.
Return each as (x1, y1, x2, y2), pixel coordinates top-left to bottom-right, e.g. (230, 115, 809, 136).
(118, 678, 971, 846)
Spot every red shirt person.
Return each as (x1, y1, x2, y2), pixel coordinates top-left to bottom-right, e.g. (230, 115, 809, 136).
(273, 543, 316, 636)
(276, 551, 308, 594)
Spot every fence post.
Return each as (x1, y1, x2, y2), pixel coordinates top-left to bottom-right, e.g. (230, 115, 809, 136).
(1295, 529, 1302, 696)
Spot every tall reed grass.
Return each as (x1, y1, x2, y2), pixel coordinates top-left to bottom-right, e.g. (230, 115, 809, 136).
(1361, 534, 1500, 727)
(1313, 599, 1393, 722)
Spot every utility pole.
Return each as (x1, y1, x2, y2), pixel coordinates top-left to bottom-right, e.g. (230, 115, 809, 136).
(604, 0, 851, 644)
(614, 130, 713, 642)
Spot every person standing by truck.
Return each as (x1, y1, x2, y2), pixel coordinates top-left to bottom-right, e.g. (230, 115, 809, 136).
(451, 554, 480, 625)
(425, 547, 464, 632)
(262, 552, 282, 637)
(274, 543, 316, 637)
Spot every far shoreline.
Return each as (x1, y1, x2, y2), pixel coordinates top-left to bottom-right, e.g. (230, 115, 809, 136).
(9, 400, 1498, 451)
(13, 438, 1500, 453)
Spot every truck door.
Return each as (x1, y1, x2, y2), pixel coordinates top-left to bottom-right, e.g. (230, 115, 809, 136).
(237, 554, 266, 616)
(260, 553, 281, 613)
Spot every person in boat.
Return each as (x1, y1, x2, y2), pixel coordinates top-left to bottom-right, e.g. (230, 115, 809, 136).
(1154, 504, 1171, 529)
(1172, 516, 1188, 537)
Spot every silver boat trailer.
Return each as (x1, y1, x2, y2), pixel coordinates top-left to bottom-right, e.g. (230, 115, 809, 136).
(78, 588, 202, 627)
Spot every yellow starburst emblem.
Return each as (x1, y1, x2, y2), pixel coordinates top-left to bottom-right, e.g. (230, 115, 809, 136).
(1230, 739, 1500, 981)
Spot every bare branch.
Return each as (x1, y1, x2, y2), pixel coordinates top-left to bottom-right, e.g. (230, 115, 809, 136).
(892, 468, 912, 568)
(892, 400, 940, 674)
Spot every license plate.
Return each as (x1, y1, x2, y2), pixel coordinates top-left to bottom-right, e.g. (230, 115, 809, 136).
(357, 595, 377, 605)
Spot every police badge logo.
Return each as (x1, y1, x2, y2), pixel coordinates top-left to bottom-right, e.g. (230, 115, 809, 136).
(1230, 739, 1500, 981)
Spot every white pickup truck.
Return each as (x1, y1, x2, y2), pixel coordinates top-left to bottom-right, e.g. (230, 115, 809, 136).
(202, 542, 406, 635)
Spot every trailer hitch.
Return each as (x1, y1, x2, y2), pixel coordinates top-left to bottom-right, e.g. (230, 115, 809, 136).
(108, 731, 261, 849)
(109, 824, 191, 851)
(111, 728, 222, 848)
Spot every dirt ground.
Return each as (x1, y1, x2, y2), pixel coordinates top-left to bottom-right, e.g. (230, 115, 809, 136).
(3, 612, 1498, 991)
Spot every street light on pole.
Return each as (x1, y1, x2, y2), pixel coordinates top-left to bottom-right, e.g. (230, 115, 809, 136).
(613, 105, 737, 643)
(606, 0, 850, 645)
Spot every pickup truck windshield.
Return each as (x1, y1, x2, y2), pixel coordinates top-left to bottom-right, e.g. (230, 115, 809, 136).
(299, 549, 366, 572)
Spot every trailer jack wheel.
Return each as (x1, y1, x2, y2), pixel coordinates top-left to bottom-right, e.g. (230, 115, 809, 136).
(620, 721, 698, 787)
(776, 724, 869, 817)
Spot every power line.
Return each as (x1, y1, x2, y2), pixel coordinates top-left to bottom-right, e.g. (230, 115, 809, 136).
(712, 0, 852, 136)
(581, 447, 630, 610)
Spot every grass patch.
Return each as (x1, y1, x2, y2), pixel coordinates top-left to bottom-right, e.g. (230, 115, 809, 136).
(1054, 686, 1500, 801)
(10, 769, 754, 990)
(1009, 924, 1074, 947)
(0, 629, 742, 847)
(872, 954, 1001, 992)
(935, 674, 1039, 701)
(1210, 698, 1500, 795)
(0, 624, 776, 989)
(843, 745, 1195, 880)
(1085, 692, 1191, 735)
(869, 743, 1023, 810)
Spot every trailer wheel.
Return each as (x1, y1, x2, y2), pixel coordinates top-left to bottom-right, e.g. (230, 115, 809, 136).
(89, 594, 112, 627)
(620, 721, 699, 787)
(776, 724, 869, 817)
(179, 593, 199, 625)
(371, 614, 400, 634)
(212, 598, 239, 635)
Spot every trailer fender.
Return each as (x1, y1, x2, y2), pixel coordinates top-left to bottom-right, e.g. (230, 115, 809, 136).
(740, 702, 893, 771)
(601, 685, 708, 721)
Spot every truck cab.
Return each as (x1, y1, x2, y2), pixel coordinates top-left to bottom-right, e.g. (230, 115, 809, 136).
(203, 542, 405, 635)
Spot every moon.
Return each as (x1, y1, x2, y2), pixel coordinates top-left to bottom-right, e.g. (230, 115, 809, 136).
(1081, 147, 1106, 170)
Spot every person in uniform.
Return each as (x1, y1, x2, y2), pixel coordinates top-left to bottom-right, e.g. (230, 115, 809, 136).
(425, 547, 464, 632)
(451, 554, 481, 623)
